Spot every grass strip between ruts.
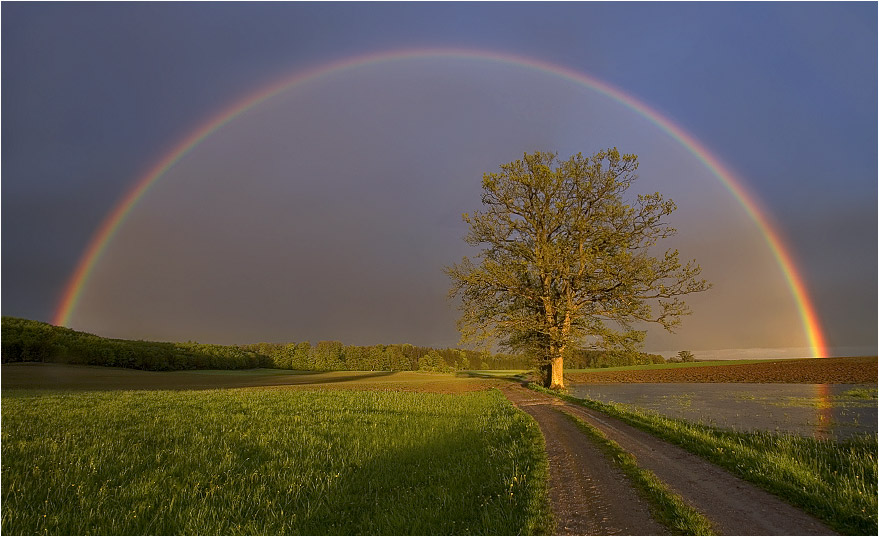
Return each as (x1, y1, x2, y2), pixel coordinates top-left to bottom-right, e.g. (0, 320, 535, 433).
(530, 384, 878, 536)
(559, 411, 716, 535)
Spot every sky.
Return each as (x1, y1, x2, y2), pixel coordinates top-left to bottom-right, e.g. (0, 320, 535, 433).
(2, 2, 876, 359)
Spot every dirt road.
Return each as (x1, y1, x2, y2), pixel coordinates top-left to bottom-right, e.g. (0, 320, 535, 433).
(501, 385, 836, 536)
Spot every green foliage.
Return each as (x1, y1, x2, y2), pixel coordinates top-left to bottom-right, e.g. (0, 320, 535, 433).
(838, 387, 877, 400)
(2, 388, 551, 535)
(1, 317, 269, 371)
(567, 348, 666, 369)
(447, 149, 708, 386)
(239, 341, 526, 372)
(2, 317, 538, 372)
(677, 350, 696, 362)
(418, 350, 450, 372)
(533, 385, 877, 535)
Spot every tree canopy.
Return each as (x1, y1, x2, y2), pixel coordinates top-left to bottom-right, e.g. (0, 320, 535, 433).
(446, 149, 709, 388)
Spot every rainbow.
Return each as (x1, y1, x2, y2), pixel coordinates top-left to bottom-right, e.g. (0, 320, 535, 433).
(53, 48, 828, 358)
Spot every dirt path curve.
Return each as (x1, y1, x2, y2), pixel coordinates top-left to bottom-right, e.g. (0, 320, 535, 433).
(503, 386, 667, 535)
(501, 385, 836, 536)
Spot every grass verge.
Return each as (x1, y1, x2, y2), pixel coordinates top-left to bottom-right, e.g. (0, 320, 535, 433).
(531, 384, 877, 535)
(561, 412, 715, 535)
(2, 388, 552, 535)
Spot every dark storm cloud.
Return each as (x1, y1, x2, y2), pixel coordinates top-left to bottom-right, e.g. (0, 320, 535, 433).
(69, 62, 816, 354)
(2, 2, 875, 355)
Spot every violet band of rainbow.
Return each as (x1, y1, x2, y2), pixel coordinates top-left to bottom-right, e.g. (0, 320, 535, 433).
(52, 48, 828, 358)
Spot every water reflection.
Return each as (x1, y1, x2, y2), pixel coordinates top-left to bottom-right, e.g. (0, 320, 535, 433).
(567, 383, 877, 439)
(814, 383, 833, 439)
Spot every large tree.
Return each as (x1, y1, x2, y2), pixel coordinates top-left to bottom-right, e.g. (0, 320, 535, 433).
(446, 149, 709, 389)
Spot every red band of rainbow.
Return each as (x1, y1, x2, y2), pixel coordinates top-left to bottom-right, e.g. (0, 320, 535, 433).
(53, 48, 828, 357)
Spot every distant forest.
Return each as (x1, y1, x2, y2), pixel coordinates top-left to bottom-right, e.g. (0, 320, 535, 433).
(1, 316, 667, 372)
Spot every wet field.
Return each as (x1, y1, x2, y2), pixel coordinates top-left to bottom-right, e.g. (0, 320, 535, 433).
(568, 382, 877, 439)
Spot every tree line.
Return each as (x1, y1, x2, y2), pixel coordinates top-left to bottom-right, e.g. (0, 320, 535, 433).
(1, 316, 269, 371)
(1, 316, 670, 372)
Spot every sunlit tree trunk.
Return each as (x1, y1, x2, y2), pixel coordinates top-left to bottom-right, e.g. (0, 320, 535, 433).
(542, 341, 565, 389)
(549, 355, 565, 390)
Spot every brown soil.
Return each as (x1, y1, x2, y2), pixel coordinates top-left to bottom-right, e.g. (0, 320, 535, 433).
(501, 385, 837, 536)
(567, 356, 877, 384)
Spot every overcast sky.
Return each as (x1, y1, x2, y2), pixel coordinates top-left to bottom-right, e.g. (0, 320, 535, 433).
(2, 2, 875, 358)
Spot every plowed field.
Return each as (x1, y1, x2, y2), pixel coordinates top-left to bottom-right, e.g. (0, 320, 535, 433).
(567, 356, 877, 384)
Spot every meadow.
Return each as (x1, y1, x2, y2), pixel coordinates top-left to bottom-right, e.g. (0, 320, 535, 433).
(1, 386, 552, 535)
(0, 363, 496, 393)
(3, 356, 875, 535)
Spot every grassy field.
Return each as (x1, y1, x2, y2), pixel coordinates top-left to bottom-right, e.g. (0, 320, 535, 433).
(533, 385, 877, 535)
(2, 386, 552, 535)
(1, 363, 498, 392)
(5, 359, 875, 535)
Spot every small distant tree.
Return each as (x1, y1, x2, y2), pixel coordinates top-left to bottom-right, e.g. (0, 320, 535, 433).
(677, 350, 696, 362)
(447, 149, 709, 389)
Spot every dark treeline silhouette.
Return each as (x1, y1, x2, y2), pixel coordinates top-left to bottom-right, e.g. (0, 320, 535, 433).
(1, 316, 269, 371)
(2, 316, 665, 372)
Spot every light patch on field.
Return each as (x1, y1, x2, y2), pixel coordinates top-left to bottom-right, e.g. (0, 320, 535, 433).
(0, 363, 497, 393)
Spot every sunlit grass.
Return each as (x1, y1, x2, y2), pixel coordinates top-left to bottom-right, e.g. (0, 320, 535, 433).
(532, 385, 877, 535)
(2, 388, 551, 535)
(839, 387, 877, 400)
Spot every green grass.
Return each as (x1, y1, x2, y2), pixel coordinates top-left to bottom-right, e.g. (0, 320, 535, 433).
(567, 359, 774, 373)
(1, 364, 494, 392)
(561, 413, 715, 535)
(532, 385, 877, 535)
(734, 385, 878, 409)
(839, 387, 878, 400)
(2, 388, 552, 535)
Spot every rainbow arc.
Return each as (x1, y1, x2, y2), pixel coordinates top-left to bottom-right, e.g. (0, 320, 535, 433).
(53, 48, 828, 358)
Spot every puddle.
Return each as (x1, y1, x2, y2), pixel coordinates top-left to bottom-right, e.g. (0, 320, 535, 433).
(568, 383, 877, 439)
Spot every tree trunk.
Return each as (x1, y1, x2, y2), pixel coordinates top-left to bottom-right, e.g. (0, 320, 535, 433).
(547, 354, 565, 390)
(539, 362, 552, 387)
